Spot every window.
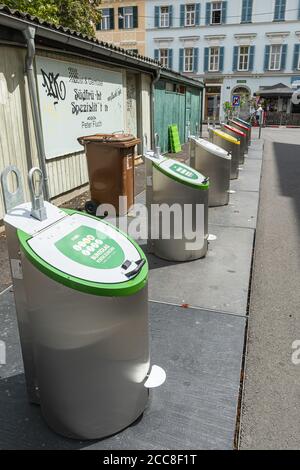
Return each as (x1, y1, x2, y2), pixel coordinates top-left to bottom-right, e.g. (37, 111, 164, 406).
(241, 0, 253, 23)
(238, 46, 250, 71)
(274, 0, 286, 21)
(269, 45, 282, 70)
(159, 49, 169, 68)
(160, 6, 170, 27)
(124, 6, 133, 29)
(211, 2, 222, 24)
(100, 8, 111, 30)
(209, 47, 220, 71)
(298, 52, 300, 70)
(127, 49, 139, 55)
(184, 48, 194, 72)
(185, 4, 196, 26)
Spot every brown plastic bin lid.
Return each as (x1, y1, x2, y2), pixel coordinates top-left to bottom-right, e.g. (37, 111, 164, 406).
(78, 133, 141, 148)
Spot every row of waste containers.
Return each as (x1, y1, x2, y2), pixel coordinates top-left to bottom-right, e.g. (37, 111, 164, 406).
(0, 117, 251, 441)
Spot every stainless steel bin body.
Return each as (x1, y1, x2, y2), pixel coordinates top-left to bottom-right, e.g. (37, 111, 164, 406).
(190, 137, 231, 207)
(208, 128, 240, 179)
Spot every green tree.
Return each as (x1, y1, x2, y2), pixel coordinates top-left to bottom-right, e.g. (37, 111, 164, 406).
(4, 0, 102, 37)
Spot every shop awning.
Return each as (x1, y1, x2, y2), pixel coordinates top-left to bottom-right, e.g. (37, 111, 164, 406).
(255, 83, 293, 97)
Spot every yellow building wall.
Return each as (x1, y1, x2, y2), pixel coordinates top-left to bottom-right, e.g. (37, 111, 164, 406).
(96, 0, 146, 56)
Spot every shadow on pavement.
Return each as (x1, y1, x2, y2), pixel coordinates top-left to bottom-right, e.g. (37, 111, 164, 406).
(0, 373, 92, 450)
(273, 141, 300, 230)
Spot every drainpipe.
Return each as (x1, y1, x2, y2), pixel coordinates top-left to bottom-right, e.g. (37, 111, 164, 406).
(23, 26, 50, 201)
(150, 67, 161, 150)
(147, 67, 161, 253)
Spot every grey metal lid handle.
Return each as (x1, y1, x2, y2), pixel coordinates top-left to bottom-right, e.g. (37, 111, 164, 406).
(28, 167, 47, 221)
(0, 165, 24, 213)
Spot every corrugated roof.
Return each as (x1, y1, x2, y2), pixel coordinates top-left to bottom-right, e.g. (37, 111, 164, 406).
(0, 4, 203, 87)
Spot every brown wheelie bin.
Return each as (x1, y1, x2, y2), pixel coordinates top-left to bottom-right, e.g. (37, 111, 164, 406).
(78, 133, 140, 216)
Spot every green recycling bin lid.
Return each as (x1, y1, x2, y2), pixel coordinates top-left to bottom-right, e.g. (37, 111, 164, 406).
(153, 158, 209, 190)
(18, 210, 148, 297)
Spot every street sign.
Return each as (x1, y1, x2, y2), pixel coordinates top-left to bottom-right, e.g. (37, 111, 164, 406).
(232, 95, 240, 107)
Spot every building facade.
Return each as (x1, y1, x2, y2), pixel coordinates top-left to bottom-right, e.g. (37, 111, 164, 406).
(95, 0, 146, 55)
(146, 0, 300, 121)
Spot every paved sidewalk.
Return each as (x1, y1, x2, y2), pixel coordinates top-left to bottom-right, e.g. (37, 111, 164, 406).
(239, 129, 300, 449)
(0, 130, 263, 449)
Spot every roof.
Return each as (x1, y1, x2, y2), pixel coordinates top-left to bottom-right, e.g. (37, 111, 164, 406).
(0, 4, 203, 89)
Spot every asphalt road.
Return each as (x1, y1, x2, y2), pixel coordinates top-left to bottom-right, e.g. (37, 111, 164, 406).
(239, 128, 300, 449)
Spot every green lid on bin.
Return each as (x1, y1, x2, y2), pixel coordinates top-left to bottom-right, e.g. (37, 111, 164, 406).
(153, 158, 209, 190)
(18, 210, 148, 297)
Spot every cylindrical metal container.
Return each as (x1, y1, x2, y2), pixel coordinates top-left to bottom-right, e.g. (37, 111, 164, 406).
(150, 158, 209, 261)
(189, 137, 231, 207)
(208, 128, 240, 179)
(9, 206, 150, 440)
(233, 117, 252, 142)
(230, 120, 251, 147)
(221, 123, 247, 163)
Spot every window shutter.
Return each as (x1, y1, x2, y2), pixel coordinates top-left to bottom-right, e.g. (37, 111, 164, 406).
(264, 45, 270, 70)
(222, 1, 228, 24)
(133, 6, 138, 28)
(118, 7, 124, 29)
(204, 47, 209, 72)
(195, 4, 201, 26)
(169, 5, 173, 27)
(154, 6, 159, 27)
(180, 4, 185, 27)
(233, 46, 239, 71)
(179, 49, 184, 72)
(249, 45, 255, 71)
(298, 0, 300, 20)
(109, 8, 115, 29)
(241, 0, 247, 22)
(281, 44, 287, 70)
(205, 2, 211, 25)
(219, 47, 224, 71)
(154, 49, 159, 61)
(168, 49, 173, 69)
(248, 0, 253, 21)
(194, 48, 199, 73)
(293, 44, 300, 70)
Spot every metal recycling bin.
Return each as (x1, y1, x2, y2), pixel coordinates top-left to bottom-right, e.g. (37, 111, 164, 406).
(78, 133, 141, 216)
(208, 128, 240, 180)
(221, 123, 247, 163)
(233, 117, 252, 142)
(189, 137, 231, 207)
(230, 120, 251, 147)
(1, 165, 154, 440)
(146, 154, 209, 261)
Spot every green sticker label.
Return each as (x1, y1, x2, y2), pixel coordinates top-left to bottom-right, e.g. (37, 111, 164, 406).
(170, 163, 199, 180)
(55, 225, 125, 269)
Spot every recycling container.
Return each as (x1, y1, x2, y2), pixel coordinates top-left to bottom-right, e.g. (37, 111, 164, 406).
(230, 120, 251, 147)
(146, 155, 209, 261)
(189, 137, 231, 207)
(78, 133, 141, 216)
(208, 128, 240, 179)
(233, 117, 252, 142)
(221, 123, 247, 163)
(4, 202, 150, 440)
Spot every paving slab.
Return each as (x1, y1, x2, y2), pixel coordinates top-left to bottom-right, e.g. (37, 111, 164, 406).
(230, 158, 262, 193)
(0, 293, 245, 449)
(144, 223, 254, 315)
(209, 190, 259, 229)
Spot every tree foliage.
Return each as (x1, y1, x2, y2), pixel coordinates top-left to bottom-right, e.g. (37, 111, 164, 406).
(4, 0, 102, 37)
